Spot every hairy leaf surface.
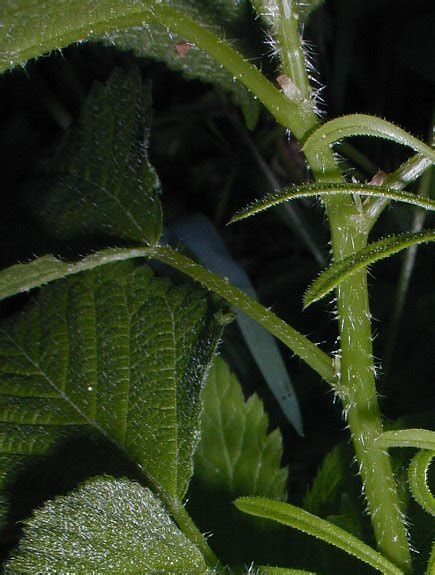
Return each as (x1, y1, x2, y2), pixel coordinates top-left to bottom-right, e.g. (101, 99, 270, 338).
(32, 68, 162, 246)
(195, 357, 287, 499)
(304, 229, 435, 307)
(230, 182, 435, 223)
(0, 261, 224, 503)
(5, 476, 208, 574)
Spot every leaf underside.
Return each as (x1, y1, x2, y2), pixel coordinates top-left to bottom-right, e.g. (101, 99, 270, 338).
(0, 0, 259, 126)
(0, 261, 224, 504)
(195, 357, 288, 500)
(5, 476, 208, 574)
(304, 229, 435, 307)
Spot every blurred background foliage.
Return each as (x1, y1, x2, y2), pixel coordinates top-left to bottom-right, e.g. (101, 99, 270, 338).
(0, 0, 433, 572)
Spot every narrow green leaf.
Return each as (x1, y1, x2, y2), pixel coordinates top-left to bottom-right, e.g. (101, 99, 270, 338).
(0, 261, 224, 503)
(234, 497, 404, 575)
(33, 67, 162, 246)
(376, 429, 435, 452)
(304, 229, 435, 308)
(230, 183, 435, 223)
(0, 248, 155, 303)
(408, 451, 435, 516)
(5, 476, 208, 574)
(302, 114, 435, 165)
(147, 246, 335, 385)
(195, 357, 288, 499)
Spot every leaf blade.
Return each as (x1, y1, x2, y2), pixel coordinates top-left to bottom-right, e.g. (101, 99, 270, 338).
(302, 114, 435, 165)
(5, 476, 208, 574)
(235, 497, 404, 575)
(195, 357, 288, 500)
(0, 261, 224, 503)
(304, 229, 435, 308)
(230, 183, 435, 223)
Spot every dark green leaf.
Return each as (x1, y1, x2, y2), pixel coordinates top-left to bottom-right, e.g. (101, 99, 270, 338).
(5, 476, 208, 574)
(0, 1, 259, 127)
(0, 261, 224, 503)
(34, 67, 162, 246)
(195, 357, 287, 499)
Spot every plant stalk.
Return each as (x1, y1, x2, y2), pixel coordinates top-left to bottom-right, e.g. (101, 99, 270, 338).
(146, 5, 412, 569)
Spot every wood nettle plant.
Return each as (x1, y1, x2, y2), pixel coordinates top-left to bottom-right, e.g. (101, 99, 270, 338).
(0, 1, 434, 574)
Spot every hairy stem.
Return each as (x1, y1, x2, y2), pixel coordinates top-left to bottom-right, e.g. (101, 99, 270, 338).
(141, 5, 410, 568)
(274, 3, 411, 570)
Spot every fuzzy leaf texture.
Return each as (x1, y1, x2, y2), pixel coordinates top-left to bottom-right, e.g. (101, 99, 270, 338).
(31, 67, 162, 246)
(230, 183, 435, 224)
(4, 476, 208, 574)
(0, 248, 155, 302)
(0, 0, 259, 127)
(304, 229, 435, 308)
(0, 261, 224, 504)
(195, 357, 288, 499)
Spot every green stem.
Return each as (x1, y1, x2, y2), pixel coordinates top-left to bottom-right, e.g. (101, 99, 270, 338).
(167, 500, 221, 569)
(148, 246, 335, 384)
(273, 4, 411, 570)
(277, 0, 312, 101)
(138, 5, 410, 569)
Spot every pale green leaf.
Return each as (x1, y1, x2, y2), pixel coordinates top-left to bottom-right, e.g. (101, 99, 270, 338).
(5, 476, 208, 574)
(234, 497, 404, 575)
(376, 429, 435, 452)
(0, 261, 224, 503)
(195, 357, 287, 499)
(304, 229, 435, 308)
(302, 114, 435, 165)
(230, 183, 435, 223)
(32, 67, 162, 246)
(0, 248, 154, 303)
(408, 450, 435, 516)
(0, 0, 259, 127)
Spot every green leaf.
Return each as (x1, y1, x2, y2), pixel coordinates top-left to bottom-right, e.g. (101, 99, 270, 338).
(376, 429, 435, 452)
(0, 248, 157, 303)
(302, 114, 435, 165)
(0, 261, 224, 503)
(408, 450, 435, 516)
(234, 497, 404, 575)
(302, 445, 347, 516)
(0, 0, 259, 127)
(32, 67, 162, 246)
(5, 476, 208, 574)
(230, 183, 435, 223)
(304, 229, 435, 308)
(195, 357, 287, 499)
